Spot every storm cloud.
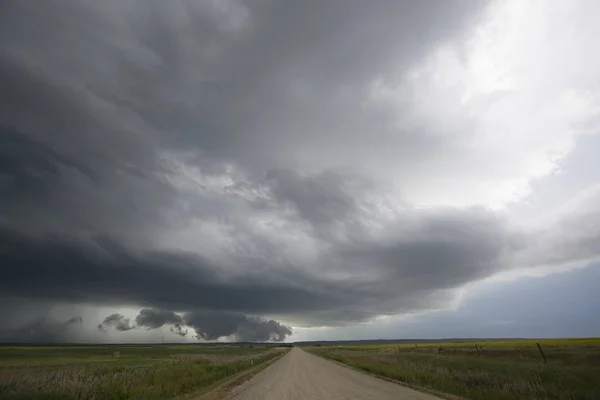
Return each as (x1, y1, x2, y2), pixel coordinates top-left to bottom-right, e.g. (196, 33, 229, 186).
(0, 208, 524, 326)
(1, 0, 600, 342)
(170, 324, 189, 337)
(98, 314, 136, 332)
(124, 308, 291, 341)
(135, 309, 183, 329)
(183, 311, 292, 342)
(0, 316, 83, 343)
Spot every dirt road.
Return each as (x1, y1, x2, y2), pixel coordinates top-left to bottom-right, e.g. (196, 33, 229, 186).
(227, 348, 442, 400)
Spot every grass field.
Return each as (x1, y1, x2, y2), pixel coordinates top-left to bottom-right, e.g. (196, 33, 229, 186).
(309, 338, 600, 400)
(0, 344, 286, 400)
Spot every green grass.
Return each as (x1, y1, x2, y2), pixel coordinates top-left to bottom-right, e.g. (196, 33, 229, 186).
(335, 337, 600, 350)
(309, 339, 600, 400)
(0, 345, 285, 400)
(0, 345, 269, 367)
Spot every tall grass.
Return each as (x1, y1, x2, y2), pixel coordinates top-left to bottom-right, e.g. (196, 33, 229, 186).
(0, 346, 283, 400)
(311, 340, 600, 400)
(339, 338, 600, 350)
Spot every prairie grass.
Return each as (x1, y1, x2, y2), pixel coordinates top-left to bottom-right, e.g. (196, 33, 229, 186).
(337, 337, 600, 350)
(310, 339, 600, 400)
(0, 345, 284, 400)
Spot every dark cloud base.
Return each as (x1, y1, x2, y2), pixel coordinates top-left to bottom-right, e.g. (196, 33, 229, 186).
(0, 226, 334, 315)
(0, 209, 517, 328)
(0, 315, 83, 343)
(97, 308, 292, 342)
(98, 314, 135, 332)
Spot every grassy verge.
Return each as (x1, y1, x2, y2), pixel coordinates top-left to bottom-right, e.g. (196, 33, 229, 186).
(0, 345, 285, 400)
(186, 348, 289, 400)
(309, 339, 600, 400)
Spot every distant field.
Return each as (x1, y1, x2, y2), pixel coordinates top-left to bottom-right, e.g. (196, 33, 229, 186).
(0, 344, 287, 399)
(308, 338, 600, 400)
(335, 337, 600, 350)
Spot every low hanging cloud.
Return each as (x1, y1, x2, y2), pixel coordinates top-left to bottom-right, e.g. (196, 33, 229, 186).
(133, 308, 292, 342)
(235, 317, 293, 343)
(97, 314, 135, 332)
(0, 211, 518, 327)
(135, 309, 182, 329)
(170, 324, 188, 337)
(0, 316, 83, 343)
(3, 194, 600, 330)
(183, 311, 292, 342)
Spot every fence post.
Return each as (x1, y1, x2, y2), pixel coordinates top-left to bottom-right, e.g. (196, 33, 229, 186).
(475, 344, 480, 356)
(415, 344, 419, 352)
(536, 342, 547, 363)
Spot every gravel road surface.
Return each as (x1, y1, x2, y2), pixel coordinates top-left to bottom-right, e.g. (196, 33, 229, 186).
(227, 347, 443, 400)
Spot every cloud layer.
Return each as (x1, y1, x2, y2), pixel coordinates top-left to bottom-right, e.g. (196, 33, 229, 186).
(98, 314, 135, 332)
(1, 0, 599, 341)
(96, 308, 292, 342)
(0, 209, 518, 326)
(0, 314, 83, 343)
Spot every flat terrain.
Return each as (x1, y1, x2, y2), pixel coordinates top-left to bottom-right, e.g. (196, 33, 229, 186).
(310, 338, 600, 400)
(0, 345, 284, 399)
(1, 339, 599, 399)
(228, 347, 441, 400)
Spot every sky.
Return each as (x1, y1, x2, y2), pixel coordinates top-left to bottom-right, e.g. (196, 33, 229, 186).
(1, 0, 599, 343)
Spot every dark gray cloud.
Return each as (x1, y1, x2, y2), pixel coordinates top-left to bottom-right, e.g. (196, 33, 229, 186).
(0, 0, 487, 236)
(182, 311, 251, 341)
(98, 314, 135, 332)
(183, 311, 292, 342)
(128, 308, 291, 341)
(0, 123, 174, 240)
(0, 207, 521, 327)
(170, 324, 189, 337)
(136, 309, 183, 329)
(266, 170, 360, 223)
(235, 317, 292, 342)
(0, 316, 83, 343)
(0, 226, 329, 315)
(1, 0, 599, 343)
(1, 185, 599, 335)
(0, 2, 485, 221)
